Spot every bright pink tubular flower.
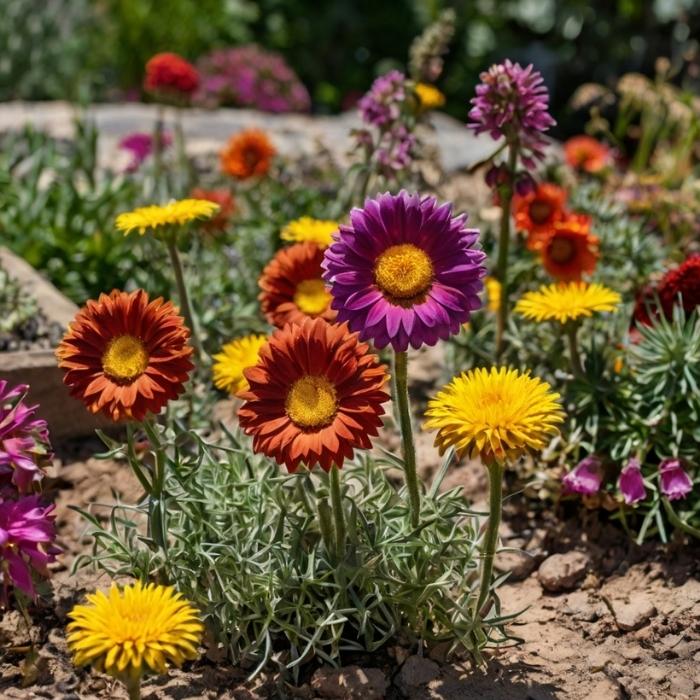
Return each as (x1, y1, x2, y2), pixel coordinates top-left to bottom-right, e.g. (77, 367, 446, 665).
(322, 191, 486, 351)
(618, 457, 646, 505)
(0, 495, 58, 600)
(468, 59, 555, 166)
(0, 381, 52, 492)
(659, 458, 693, 501)
(119, 131, 173, 172)
(562, 455, 602, 495)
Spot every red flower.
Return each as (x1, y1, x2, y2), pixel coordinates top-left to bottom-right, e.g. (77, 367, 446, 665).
(564, 136, 610, 174)
(190, 188, 235, 231)
(537, 214, 599, 281)
(144, 53, 199, 98)
(513, 183, 568, 243)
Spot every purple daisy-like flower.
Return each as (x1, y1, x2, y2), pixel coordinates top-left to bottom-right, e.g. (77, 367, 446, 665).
(468, 59, 555, 166)
(562, 455, 602, 495)
(618, 457, 646, 505)
(322, 191, 486, 351)
(0, 494, 58, 600)
(0, 381, 52, 493)
(659, 458, 693, 501)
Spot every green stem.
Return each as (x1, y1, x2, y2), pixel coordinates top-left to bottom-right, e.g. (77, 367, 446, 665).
(174, 108, 190, 192)
(124, 675, 141, 700)
(152, 105, 164, 194)
(329, 465, 346, 560)
(317, 495, 335, 557)
(495, 141, 519, 361)
(476, 461, 503, 616)
(166, 235, 204, 360)
(566, 323, 584, 378)
(393, 350, 420, 527)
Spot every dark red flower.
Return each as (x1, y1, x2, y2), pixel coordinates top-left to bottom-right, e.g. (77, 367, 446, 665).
(145, 53, 199, 98)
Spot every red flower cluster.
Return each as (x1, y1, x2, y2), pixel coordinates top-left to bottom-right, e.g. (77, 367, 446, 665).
(190, 188, 235, 231)
(144, 53, 199, 97)
(633, 255, 700, 327)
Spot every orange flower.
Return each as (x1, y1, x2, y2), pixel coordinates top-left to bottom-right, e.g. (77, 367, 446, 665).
(56, 290, 193, 422)
(190, 187, 235, 231)
(536, 214, 599, 281)
(238, 318, 389, 472)
(513, 183, 567, 241)
(220, 129, 276, 179)
(564, 135, 610, 173)
(259, 242, 336, 328)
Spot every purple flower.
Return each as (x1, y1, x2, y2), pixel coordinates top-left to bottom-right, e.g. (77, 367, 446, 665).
(119, 132, 172, 172)
(618, 457, 646, 505)
(468, 60, 555, 165)
(0, 494, 58, 599)
(0, 381, 52, 493)
(659, 458, 693, 501)
(358, 70, 406, 128)
(562, 455, 602, 495)
(194, 45, 311, 113)
(322, 191, 486, 351)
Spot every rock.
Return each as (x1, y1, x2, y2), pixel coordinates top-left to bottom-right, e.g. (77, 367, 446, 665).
(669, 675, 695, 696)
(589, 678, 623, 700)
(646, 666, 667, 683)
(310, 665, 388, 700)
(537, 552, 590, 592)
(395, 655, 440, 696)
(495, 549, 535, 581)
(612, 598, 657, 632)
(620, 645, 643, 661)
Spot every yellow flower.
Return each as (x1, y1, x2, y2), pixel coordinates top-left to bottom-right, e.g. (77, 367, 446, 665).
(213, 334, 267, 395)
(415, 83, 446, 110)
(484, 276, 501, 313)
(515, 282, 621, 324)
(67, 582, 203, 685)
(115, 199, 220, 235)
(424, 367, 564, 461)
(280, 217, 339, 248)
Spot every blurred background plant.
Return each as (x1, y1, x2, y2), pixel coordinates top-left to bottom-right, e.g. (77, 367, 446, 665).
(3, 0, 700, 124)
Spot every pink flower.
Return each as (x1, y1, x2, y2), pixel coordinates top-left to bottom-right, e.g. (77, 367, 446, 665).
(659, 458, 693, 501)
(0, 381, 52, 493)
(562, 455, 602, 495)
(468, 59, 555, 166)
(0, 495, 58, 600)
(119, 131, 172, 172)
(618, 458, 646, 505)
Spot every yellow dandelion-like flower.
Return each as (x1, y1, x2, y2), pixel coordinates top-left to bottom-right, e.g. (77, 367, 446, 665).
(212, 334, 268, 395)
(280, 217, 339, 248)
(484, 276, 501, 313)
(67, 582, 203, 684)
(415, 82, 446, 110)
(515, 281, 621, 325)
(424, 367, 564, 462)
(115, 199, 220, 235)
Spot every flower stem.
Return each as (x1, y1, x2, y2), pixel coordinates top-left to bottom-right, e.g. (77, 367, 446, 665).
(495, 142, 519, 361)
(152, 105, 165, 194)
(166, 235, 204, 360)
(566, 323, 584, 378)
(174, 107, 190, 192)
(476, 460, 503, 616)
(124, 675, 141, 700)
(329, 465, 346, 560)
(393, 350, 420, 528)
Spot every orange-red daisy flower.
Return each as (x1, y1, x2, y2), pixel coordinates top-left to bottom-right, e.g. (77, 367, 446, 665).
(220, 129, 276, 179)
(513, 183, 567, 241)
(56, 290, 194, 422)
(259, 242, 336, 328)
(536, 214, 599, 281)
(564, 135, 610, 173)
(190, 187, 235, 231)
(238, 318, 389, 472)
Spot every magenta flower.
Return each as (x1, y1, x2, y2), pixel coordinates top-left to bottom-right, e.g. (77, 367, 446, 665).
(659, 458, 693, 501)
(0, 495, 58, 600)
(322, 191, 486, 351)
(119, 132, 172, 172)
(358, 70, 406, 128)
(562, 455, 602, 495)
(618, 457, 646, 505)
(468, 60, 555, 166)
(0, 381, 52, 493)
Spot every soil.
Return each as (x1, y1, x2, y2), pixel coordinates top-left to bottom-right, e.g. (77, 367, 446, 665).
(2, 412, 699, 699)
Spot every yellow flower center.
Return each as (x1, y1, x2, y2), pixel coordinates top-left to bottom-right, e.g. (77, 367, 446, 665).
(285, 375, 337, 428)
(529, 201, 552, 224)
(102, 335, 149, 383)
(374, 244, 434, 301)
(548, 237, 576, 264)
(293, 279, 332, 316)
